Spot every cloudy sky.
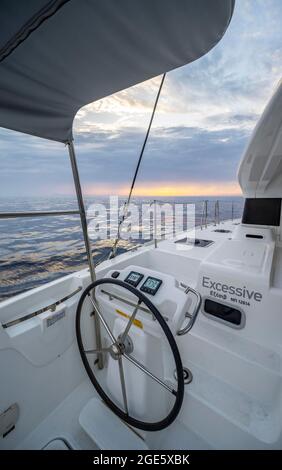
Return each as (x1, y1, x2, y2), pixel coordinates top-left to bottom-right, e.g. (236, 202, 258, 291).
(0, 0, 282, 198)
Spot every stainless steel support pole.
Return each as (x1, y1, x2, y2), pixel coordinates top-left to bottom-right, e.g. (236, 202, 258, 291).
(154, 200, 158, 248)
(205, 200, 208, 228)
(67, 140, 103, 369)
(214, 200, 219, 226)
(200, 200, 204, 230)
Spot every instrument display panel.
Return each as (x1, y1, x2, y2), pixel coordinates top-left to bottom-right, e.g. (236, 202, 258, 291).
(140, 276, 162, 295)
(124, 271, 144, 287)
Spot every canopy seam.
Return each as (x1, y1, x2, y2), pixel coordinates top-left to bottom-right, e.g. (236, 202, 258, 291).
(0, 0, 70, 63)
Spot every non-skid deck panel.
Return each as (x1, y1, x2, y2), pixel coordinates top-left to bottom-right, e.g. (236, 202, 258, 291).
(183, 360, 281, 445)
(17, 381, 99, 450)
(17, 380, 212, 450)
(79, 398, 148, 450)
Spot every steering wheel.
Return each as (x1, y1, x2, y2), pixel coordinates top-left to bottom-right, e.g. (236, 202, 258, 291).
(76, 278, 184, 432)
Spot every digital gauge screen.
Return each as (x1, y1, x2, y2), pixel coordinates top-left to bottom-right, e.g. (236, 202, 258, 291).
(140, 276, 162, 295)
(124, 271, 144, 287)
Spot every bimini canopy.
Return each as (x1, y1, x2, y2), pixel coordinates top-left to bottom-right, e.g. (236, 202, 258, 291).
(0, 0, 235, 143)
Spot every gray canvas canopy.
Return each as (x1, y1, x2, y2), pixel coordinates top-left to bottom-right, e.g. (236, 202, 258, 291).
(0, 0, 235, 143)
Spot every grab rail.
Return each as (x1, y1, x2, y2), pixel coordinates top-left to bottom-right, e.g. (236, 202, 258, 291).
(1, 286, 82, 329)
(177, 284, 201, 336)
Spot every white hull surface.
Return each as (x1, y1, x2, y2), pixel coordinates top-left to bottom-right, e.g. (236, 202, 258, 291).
(1, 219, 282, 450)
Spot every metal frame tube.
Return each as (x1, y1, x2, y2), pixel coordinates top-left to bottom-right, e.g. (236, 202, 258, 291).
(67, 140, 103, 368)
(0, 210, 80, 219)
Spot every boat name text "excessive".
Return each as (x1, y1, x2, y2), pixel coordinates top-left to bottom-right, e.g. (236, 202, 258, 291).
(202, 276, 263, 302)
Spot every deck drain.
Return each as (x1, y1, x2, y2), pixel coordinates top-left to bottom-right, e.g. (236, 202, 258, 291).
(174, 367, 193, 385)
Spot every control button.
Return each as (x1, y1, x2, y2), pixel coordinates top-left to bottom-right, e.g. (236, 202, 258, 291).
(111, 271, 120, 278)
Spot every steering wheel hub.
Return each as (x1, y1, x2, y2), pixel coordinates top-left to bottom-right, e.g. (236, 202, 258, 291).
(109, 334, 134, 360)
(109, 343, 122, 360)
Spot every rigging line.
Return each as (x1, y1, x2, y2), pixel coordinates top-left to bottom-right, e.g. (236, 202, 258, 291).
(109, 73, 166, 259)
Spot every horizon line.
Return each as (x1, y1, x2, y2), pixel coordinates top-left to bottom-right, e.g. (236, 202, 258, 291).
(1, 193, 243, 198)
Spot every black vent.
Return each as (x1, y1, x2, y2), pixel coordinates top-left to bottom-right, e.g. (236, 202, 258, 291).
(204, 299, 242, 327)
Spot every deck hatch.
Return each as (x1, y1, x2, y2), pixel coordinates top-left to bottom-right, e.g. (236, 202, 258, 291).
(175, 238, 214, 248)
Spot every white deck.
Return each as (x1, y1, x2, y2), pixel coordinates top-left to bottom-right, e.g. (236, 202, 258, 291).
(1, 219, 282, 450)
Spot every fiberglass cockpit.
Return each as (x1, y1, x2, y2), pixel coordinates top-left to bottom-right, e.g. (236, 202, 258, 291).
(1, 0, 282, 451)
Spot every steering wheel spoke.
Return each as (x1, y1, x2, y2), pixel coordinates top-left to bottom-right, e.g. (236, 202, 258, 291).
(84, 347, 110, 354)
(124, 353, 177, 396)
(118, 357, 129, 415)
(120, 299, 142, 344)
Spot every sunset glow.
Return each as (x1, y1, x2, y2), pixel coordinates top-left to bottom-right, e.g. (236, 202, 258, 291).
(1, 0, 281, 199)
(82, 181, 242, 197)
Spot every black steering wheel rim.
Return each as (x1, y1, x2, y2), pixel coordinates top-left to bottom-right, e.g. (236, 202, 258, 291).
(76, 277, 184, 432)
